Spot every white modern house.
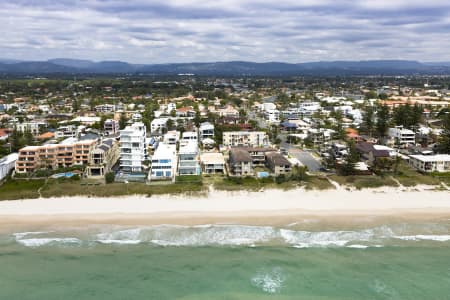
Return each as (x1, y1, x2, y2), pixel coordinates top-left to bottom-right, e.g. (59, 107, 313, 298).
(264, 109, 280, 124)
(222, 131, 269, 148)
(388, 126, 416, 146)
(119, 122, 148, 173)
(178, 141, 201, 175)
(150, 143, 177, 180)
(0, 153, 18, 181)
(164, 131, 180, 145)
(199, 122, 214, 141)
(409, 154, 450, 173)
(151, 118, 169, 134)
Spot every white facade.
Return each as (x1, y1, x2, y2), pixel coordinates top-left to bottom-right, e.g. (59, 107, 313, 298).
(164, 131, 180, 145)
(95, 104, 115, 113)
(409, 154, 450, 173)
(200, 153, 225, 174)
(0, 153, 18, 181)
(151, 118, 169, 134)
(178, 141, 201, 175)
(150, 143, 177, 180)
(199, 122, 214, 141)
(222, 131, 269, 147)
(264, 109, 280, 124)
(388, 126, 415, 145)
(119, 122, 148, 173)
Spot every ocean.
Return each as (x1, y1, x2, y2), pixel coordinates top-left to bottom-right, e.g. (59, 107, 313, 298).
(1, 219, 450, 299)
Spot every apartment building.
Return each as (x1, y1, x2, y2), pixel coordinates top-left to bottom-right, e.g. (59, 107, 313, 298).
(388, 126, 416, 146)
(178, 141, 201, 175)
(409, 154, 450, 173)
(15, 138, 97, 173)
(150, 143, 177, 180)
(119, 122, 148, 173)
(104, 119, 119, 136)
(95, 104, 115, 113)
(86, 138, 120, 177)
(222, 131, 269, 148)
(164, 131, 180, 145)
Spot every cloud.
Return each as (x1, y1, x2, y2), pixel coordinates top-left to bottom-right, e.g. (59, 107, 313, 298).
(1, 0, 450, 63)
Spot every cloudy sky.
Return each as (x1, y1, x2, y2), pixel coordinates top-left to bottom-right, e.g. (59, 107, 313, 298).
(2, 0, 450, 63)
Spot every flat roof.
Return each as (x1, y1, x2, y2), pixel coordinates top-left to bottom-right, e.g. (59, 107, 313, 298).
(200, 152, 225, 164)
(409, 154, 450, 162)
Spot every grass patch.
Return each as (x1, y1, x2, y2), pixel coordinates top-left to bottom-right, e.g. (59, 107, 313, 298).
(392, 162, 441, 187)
(39, 180, 207, 198)
(329, 174, 398, 190)
(0, 179, 45, 200)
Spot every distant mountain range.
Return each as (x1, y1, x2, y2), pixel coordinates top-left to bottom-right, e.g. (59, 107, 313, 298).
(1, 58, 450, 76)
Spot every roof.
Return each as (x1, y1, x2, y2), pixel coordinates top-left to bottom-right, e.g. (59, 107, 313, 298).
(229, 148, 252, 163)
(409, 154, 450, 162)
(356, 142, 390, 157)
(280, 121, 297, 128)
(37, 132, 55, 140)
(200, 152, 225, 164)
(265, 152, 292, 166)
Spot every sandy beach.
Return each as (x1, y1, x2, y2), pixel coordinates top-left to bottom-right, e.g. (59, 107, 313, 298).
(0, 186, 449, 229)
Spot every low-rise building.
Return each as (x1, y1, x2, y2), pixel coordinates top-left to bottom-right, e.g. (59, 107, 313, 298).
(178, 141, 200, 175)
(150, 143, 177, 180)
(15, 138, 97, 173)
(86, 138, 120, 177)
(223, 131, 269, 148)
(200, 152, 225, 174)
(265, 152, 292, 176)
(151, 118, 169, 134)
(409, 154, 450, 173)
(388, 126, 415, 146)
(95, 104, 115, 113)
(199, 122, 214, 141)
(104, 119, 119, 136)
(229, 148, 253, 176)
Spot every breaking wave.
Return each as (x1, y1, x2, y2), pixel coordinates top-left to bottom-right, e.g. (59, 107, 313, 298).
(11, 223, 450, 248)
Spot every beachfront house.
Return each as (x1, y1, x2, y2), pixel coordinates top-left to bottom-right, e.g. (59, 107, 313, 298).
(265, 152, 292, 176)
(200, 152, 225, 174)
(229, 148, 253, 176)
(178, 141, 201, 176)
(408, 154, 450, 173)
(150, 143, 177, 180)
(86, 138, 120, 177)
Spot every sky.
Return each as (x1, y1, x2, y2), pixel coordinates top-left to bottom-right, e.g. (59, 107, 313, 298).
(1, 0, 450, 63)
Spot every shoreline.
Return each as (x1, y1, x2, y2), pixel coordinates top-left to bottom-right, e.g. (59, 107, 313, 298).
(0, 186, 449, 229)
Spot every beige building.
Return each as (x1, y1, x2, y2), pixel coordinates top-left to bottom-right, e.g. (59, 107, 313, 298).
(86, 139, 120, 177)
(223, 131, 269, 148)
(265, 152, 292, 176)
(16, 138, 97, 174)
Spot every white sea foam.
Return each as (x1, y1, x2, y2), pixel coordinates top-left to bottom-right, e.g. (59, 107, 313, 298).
(148, 225, 277, 246)
(17, 238, 81, 247)
(251, 267, 285, 294)
(95, 239, 142, 245)
(346, 244, 369, 249)
(12, 231, 52, 239)
(394, 235, 450, 242)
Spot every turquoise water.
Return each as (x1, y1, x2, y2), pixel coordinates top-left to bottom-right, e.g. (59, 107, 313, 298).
(1, 221, 450, 299)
